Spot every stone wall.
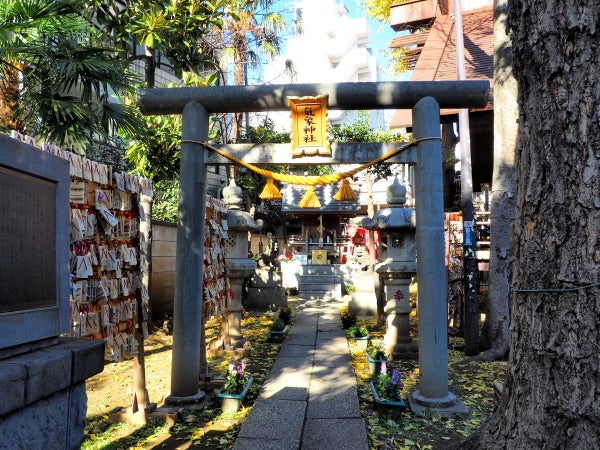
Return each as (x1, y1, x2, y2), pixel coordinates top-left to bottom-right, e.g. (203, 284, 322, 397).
(0, 338, 104, 449)
(245, 265, 286, 311)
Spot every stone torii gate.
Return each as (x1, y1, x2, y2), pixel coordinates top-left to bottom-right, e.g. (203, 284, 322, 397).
(138, 81, 488, 414)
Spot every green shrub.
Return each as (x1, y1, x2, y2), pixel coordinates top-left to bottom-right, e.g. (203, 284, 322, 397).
(278, 306, 292, 325)
(348, 324, 369, 338)
(340, 307, 357, 328)
(366, 340, 387, 360)
(270, 318, 286, 331)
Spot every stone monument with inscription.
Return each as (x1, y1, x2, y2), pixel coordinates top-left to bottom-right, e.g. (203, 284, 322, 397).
(0, 134, 104, 447)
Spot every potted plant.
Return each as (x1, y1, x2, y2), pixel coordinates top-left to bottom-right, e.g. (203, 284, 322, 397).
(369, 361, 405, 419)
(216, 358, 254, 413)
(277, 253, 296, 264)
(278, 306, 293, 325)
(365, 340, 388, 375)
(340, 307, 357, 329)
(344, 283, 356, 295)
(347, 324, 369, 350)
(269, 318, 288, 342)
(285, 286, 298, 296)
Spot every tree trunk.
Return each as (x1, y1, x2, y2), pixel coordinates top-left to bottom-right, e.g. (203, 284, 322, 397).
(441, 123, 459, 210)
(463, 0, 600, 448)
(144, 48, 156, 89)
(231, 36, 247, 143)
(478, 0, 517, 360)
(0, 65, 21, 130)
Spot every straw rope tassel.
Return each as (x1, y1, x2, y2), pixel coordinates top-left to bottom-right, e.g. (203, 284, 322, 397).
(298, 186, 321, 208)
(259, 178, 282, 200)
(332, 178, 357, 201)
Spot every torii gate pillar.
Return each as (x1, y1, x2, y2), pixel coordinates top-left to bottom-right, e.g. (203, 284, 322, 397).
(410, 97, 468, 416)
(164, 101, 208, 404)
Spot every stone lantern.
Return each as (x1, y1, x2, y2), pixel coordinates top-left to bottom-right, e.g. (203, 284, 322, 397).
(362, 177, 418, 359)
(222, 179, 262, 347)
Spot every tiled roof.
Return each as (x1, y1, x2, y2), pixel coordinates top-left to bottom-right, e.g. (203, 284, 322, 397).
(433, 7, 493, 83)
(390, 6, 493, 128)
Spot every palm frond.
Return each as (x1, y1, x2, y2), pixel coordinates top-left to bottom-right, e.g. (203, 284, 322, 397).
(100, 102, 144, 139)
(262, 12, 287, 35)
(0, 0, 83, 38)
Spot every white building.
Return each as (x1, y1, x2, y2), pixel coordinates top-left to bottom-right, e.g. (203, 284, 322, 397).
(263, 0, 383, 130)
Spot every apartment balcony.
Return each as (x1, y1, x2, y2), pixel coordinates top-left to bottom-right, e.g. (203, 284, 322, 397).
(325, 16, 369, 62)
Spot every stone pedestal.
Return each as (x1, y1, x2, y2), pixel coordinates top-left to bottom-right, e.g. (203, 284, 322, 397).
(245, 264, 286, 311)
(226, 258, 259, 346)
(348, 268, 378, 316)
(381, 274, 418, 359)
(0, 338, 104, 447)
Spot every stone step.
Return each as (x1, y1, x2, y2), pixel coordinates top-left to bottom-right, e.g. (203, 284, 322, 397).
(294, 264, 347, 300)
(299, 282, 341, 291)
(298, 265, 341, 276)
(298, 281, 342, 300)
(297, 274, 340, 284)
(298, 291, 340, 301)
(298, 286, 342, 300)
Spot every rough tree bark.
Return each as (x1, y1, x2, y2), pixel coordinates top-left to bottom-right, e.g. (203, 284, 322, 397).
(231, 34, 247, 143)
(461, 0, 600, 448)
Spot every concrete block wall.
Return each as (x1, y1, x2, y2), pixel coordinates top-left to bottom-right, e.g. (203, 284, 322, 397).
(150, 222, 177, 315)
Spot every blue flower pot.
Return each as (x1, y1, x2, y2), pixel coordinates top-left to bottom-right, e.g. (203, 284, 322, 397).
(270, 325, 289, 343)
(365, 352, 387, 375)
(217, 376, 254, 413)
(369, 381, 405, 420)
(353, 334, 370, 350)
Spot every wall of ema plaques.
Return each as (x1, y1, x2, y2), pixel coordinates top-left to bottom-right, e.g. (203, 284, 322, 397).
(202, 198, 230, 320)
(5, 131, 231, 359)
(9, 131, 153, 361)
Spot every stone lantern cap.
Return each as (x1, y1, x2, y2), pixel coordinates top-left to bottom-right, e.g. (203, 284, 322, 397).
(362, 177, 417, 274)
(225, 210, 263, 231)
(362, 177, 415, 231)
(223, 179, 263, 231)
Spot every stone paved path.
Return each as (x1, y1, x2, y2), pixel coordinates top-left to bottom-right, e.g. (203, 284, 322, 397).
(232, 298, 370, 450)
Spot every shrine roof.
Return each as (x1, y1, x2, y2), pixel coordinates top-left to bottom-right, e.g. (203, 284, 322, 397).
(281, 183, 361, 214)
(390, 6, 493, 128)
